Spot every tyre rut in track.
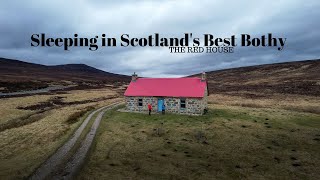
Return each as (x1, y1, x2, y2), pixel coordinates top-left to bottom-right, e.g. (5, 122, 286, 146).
(29, 102, 123, 180)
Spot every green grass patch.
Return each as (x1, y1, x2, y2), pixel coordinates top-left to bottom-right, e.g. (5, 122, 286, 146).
(290, 115, 320, 128)
(78, 105, 320, 180)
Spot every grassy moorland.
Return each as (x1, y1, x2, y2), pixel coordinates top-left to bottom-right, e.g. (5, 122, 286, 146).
(0, 59, 319, 179)
(0, 88, 122, 179)
(79, 96, 320, 179)
(201, 60, 320, 97)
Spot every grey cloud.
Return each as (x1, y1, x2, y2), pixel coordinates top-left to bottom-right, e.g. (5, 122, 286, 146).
(0, 0, 319, 77)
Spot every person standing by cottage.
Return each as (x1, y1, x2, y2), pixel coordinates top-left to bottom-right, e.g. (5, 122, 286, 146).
(148, 103, 152, 115)
(162, 103, 166, 115)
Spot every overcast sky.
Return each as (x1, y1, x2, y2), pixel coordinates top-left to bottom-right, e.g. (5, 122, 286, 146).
(0, 0, 319, 77)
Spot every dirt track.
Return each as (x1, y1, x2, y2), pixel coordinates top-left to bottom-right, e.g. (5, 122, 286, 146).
(29, 102, 123, 180)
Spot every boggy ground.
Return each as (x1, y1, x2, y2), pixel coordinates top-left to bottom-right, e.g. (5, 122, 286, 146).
(0, 87, 122, 179)
(79, 98, 320, 179)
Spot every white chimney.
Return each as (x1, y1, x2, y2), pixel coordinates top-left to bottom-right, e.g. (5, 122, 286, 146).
(132, 72, 138, 82)
(201, 71, 206, 81)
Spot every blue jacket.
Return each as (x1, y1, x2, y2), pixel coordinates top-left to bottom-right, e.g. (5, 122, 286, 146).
(162, 104, 166, 110)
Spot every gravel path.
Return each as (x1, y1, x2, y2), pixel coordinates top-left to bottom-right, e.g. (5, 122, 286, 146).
(29, 102, 122, 180)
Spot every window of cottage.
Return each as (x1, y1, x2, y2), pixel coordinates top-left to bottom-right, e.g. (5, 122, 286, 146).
(180, 99, 186, 108)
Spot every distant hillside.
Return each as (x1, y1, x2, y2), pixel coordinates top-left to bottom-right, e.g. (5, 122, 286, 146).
(0, 58, 130, 93)
(0, 58, 130, 82)
(2, 57, 320, 97)
(192, 60, 320, 97)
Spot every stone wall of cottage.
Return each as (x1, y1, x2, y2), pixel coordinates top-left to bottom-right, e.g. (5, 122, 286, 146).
(125, 96, 158, 112)
(126, 95, 207, 115)
(165, 97, 204, 115)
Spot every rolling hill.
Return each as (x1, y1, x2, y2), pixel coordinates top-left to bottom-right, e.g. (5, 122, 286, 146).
(1, 57, 319, 97)
(0, 57, 130, 93)
(192, 59, 320, 97)
(0, 58, 130, 82)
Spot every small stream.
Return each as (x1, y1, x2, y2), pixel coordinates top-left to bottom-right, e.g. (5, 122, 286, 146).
(0, 86, 68, 96)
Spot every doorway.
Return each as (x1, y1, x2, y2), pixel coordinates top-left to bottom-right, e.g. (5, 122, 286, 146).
(157, 98, 164, 112)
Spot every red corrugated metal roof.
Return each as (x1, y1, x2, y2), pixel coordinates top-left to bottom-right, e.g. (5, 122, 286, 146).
(124, 77, 207, 98)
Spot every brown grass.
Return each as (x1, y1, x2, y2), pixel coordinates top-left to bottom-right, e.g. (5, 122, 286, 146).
(208, 93, 320, 114)
(66, 106, 95, 124)
(0, 87, 122, 179)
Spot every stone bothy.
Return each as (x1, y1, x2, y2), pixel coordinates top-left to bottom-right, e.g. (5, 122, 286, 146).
(124, 73, 208, 115)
